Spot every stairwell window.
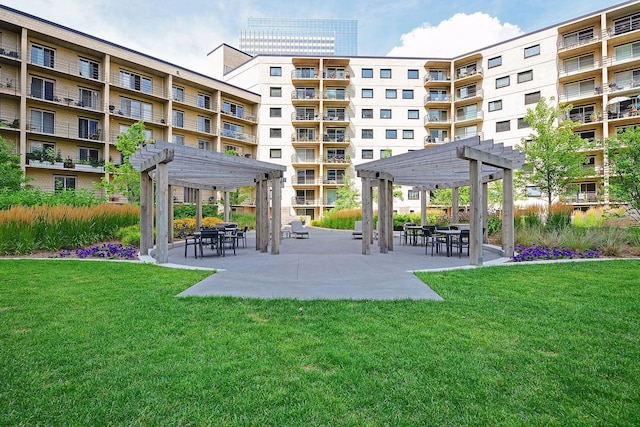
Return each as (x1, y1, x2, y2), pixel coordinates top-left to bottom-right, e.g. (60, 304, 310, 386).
(518, 70, 533, 83)
(270, 67, 282, 76)
(525, 91, 541, 105)
(524, 44, 540, 58)
(496, 76, 510, 88)
(488, 56, 502, 68)
(488, 100, 502, 112)
(380, 69, 392, 78)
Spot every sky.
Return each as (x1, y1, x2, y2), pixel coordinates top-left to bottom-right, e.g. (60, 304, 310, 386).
(0, 0, 626, 75)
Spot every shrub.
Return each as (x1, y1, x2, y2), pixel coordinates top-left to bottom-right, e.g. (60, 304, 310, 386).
(0, 187, 106, 210)
(487, 213, 502, 236)
(312, 208, 361, 229)
(173, 203, 219, 219)
(546, 203, 572, 231)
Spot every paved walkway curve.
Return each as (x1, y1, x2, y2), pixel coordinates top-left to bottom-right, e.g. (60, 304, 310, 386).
(144, 226, 510, 301)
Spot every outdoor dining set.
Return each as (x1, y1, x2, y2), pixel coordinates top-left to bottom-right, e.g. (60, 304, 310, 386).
(184, 223, 248, 258)
(400, 223, 470, 258)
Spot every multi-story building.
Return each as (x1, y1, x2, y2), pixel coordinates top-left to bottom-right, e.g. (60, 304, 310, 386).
(239, 17, 358, 56)
(0, 5, 260, 206)
(3, 1, 640, 219)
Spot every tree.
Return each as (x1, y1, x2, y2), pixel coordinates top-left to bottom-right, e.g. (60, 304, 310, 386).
(606, 126, 640, 210)
(333, 175, 360, 210)
(96, 121, 147, 203)
(429, 187, 470, 207)
(0, 136, 29, 192)
(515, 97, 589, 206)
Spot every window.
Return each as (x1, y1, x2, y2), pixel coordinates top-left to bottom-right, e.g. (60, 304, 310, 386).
(362, 129, 373, 139)
(408, 110, 419, 119)
(78, 147, 99, 163)
(197, 116, 211, 133)
(172, 110, 184, 127)
(119, 70, 152, 94)
(270, 87, 282, 97)
(172, 86, 184, 102)
(518, 117, 529, 129)
(408, 69, 419, 79)
(296, 128, 316, 141)
(428, 109, 448, 122)
(197, 93, 211, 109)
(222, 101, 244, 118)
(30, 76, 55, 101)
(408, 190, 419, 200)
(564, 54, 595, 74)
(562, 28, 594, 48)
(30, 109, 54, 133)
(325, 128, 346, 142)
(385, 89, 397, 99)
(385, 130, 397, 139)
(496, 120, 511, 132)
(380, 109, 392, 119)
(380, 69, 392, 78)
(78, 58, 99, 79)
(402, 89, 414, 99)
(119, 97, 152, 120)
(488, 56, 502, 68)
(54, 176, 76, 191)
(77, 87, 98, 109)
(326, 87, 345, 100)
(362, 88, 373, 98)
(270, 67, 282, 76)
(362, 109, 373, 118)
(381, 149, 392, 158)
(325, 108, 345, 121)
(526, 186, 542, 197)
(525, 91, 541, 105)
(524, 44, 540, 58)
(362, 68, 373, 78)
(496, 76, 510, 88)
(362, 149, 373, 159)
(120, 124, 151, 140)
(403, 130, 414, 139)
(326, 169, 345, 183)
(457, 104, 477, 120)
(457, 84, 477, 100)
(31, 44, 55, 68)
(172, 135, 184, 145)
(456, 63, 477, 78)
(295, 67, 316, 78)
(270, 128, 282, 138)
(78, 118, 99, 139)
(270, 107, 282, 118)
(295, 87, 316, 100)
(518, 70, 533, 83)
(488, 100, 502, 112)
(198, 139, 210, 150)
(270, 149, 282, 159)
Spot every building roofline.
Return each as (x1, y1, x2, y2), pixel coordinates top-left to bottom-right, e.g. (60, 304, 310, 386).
(0, 4, 260, 98)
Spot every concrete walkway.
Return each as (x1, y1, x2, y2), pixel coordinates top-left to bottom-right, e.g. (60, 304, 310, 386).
(152, 226, 510, 301)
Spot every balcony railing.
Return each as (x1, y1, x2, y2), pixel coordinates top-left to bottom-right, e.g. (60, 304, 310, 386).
(220, 129, 257, 144)
(455, 110, 484, 123)
(455, 66, 483, 80)
(291, 134, 320, 143)
(291, 197, 323, 206)
(323, 92, 350, 101)
(557, 34, 601, 51)
(221, 109, 258, 123)
(455, 88, 483, 102)
(603, 51, 640, 68)
(0, 44, 20, 60)
(291, 112, 320, 122)
(566, 112, 601, 124)
(424, 94, 452, 104)
(26, 121, 105, 142)
(26, 153, 106, 173)
(559, 88, 601, 103)
(566, 191, 600, 203)
(322, 70, 351, 80)
(291, 91, 319, 100)
(290, 176, 321, 185)
(558, 57, 602, 77)
(323, 155, 351, 164)
(291, 70, 319, 80)
(28, 91, 102, 111)
(172, 93, 218, 112)
(112, 109, 167, 125)
(109, 73, 166, 98)
(607, 18, 640, 37)
(173, 118, 217, 136)
(322, 134, 349, 143)
(424, 115, 450, 125)
(29, 53, 104, 81)
(291, 155, 320, 164)
(424, 136, 450, 144)
(424, 74, 451, 84)
(323, 177, 346, 185)
(582, 165, 605, 176)
(0, 80, 20, 95)
(454, 132, 484, 141)
(323, 113, 350, 122)
(606, 78, 640, 93)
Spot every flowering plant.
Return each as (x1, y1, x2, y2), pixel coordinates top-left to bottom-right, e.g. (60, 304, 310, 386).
(513, 244, 601, 262)
(57, 243, 139, 260)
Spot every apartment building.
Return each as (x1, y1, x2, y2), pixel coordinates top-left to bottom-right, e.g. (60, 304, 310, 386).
(217, 0, 640, 218)
(2, 1, 640, 220)
(0, 5, 260, 205)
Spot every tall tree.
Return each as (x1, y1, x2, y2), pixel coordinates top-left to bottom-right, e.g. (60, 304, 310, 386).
(96, 121, 147, 203)
(606, 126, 640, 210)
(516, 97, 589, 205)
(333, 175, 360, 210)
(0, 136, 29, 192)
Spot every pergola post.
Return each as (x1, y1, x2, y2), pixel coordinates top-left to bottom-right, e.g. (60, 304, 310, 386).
(223, 191, 231, 222)
(420, 188, 427, 226)
(361, 176, 372, 255)
(139, 171, 153, 257)
(502, 169, 515, 258)
(482, 181, 489, 243)
(387, 178, 394, 251)
(168, 184, 174, 244)
(270, 176, 281, 255)
(155, 162, 169, 264)
(258, 178, 269, 253)
(378, 178, 389, 253)
(452, 187, 459, 224)
(469, 159, 483, 266)
(195, 189, 202, 231)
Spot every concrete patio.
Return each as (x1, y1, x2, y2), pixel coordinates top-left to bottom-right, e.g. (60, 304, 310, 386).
(151, 226, 510, 300)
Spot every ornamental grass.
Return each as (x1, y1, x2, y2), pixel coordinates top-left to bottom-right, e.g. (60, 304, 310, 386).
(0, 203, 139, 255)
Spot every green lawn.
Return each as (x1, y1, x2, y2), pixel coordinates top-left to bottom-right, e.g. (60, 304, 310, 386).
(1, 259, 639, 426)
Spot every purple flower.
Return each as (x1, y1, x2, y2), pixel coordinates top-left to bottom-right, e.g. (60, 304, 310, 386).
(513, 244, 601, 262)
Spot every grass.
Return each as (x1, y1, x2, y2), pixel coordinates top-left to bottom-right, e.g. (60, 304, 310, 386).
(1, 259, 639, 425)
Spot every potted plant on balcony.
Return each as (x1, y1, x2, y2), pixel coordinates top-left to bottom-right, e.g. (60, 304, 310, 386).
(63, 156, 75, 169)
(590, 111, 598, 122)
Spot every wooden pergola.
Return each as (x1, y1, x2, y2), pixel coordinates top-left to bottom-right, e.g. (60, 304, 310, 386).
(355, 136, 526, 266)
(129, 141, 286, 264)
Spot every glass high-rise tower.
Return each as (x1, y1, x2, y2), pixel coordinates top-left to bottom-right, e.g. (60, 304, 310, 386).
(239, 17, 358, 56)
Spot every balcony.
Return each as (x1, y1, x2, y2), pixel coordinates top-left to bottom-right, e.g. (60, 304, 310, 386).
(424, 73, 451, 85)
(0, 44, 20, 61)
(291, 70, 320, 81)
(558, 57, 602, 79)
(322, 134, 350, 145)
(173, 118, 217, 136)
(221, 109, 258, 124)
(323, 177, 346, 185)
(322, 112, 350, 123)
(291, 155, 320, 165)
(606, 79, 640, 95)
(323, 155, 351, 164)
(558, 87, 601, 103)
(455, 110, 484, 124)
(291, 197, 322, 206)
(109, 73, 166, 99)
(291, 112, 320, 123)
(424, 115, 451, 126)
(291, 134, 320, 144)
(582, 164, 605, 177)
(424, 94, 452, 105)
(220, 128, 257, 144)
(172, 93, 218, 113)
(27, 121, 105, 142)
(26, 152, 106, 173)
(424, 136, 450, 145)
(565, 191, 600, 204)
(0, 79, 19, 96)
(323, 92, 350, 103)
(606, 17, 640, 38)
(28, 90, 102, 112)
(455, 66, 483, 82)
(557, 34, 601, 52)
(0, 117, 20, 129)
(111, 109, 167, 126)
(28, 53, 104, 82)
(291, 91, 320, 102)
(290, 176, 321, 185)
(454, 88, 483, 103)
(454, 132, 484, 141)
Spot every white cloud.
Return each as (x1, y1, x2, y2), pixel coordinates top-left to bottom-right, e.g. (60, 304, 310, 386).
(387, 12, 523, 58)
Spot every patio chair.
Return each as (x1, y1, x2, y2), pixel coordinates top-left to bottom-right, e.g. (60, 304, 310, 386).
(432, 225, 450, 255)
(221, 228, 237, 256)
(422, 226, 437, 256)
(453, 229, 470, 258)
(291, 220, 309, 239)
(184, 234, 200, 258)
(235, 226, 248, 248)
(352, 220, 363, 239)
